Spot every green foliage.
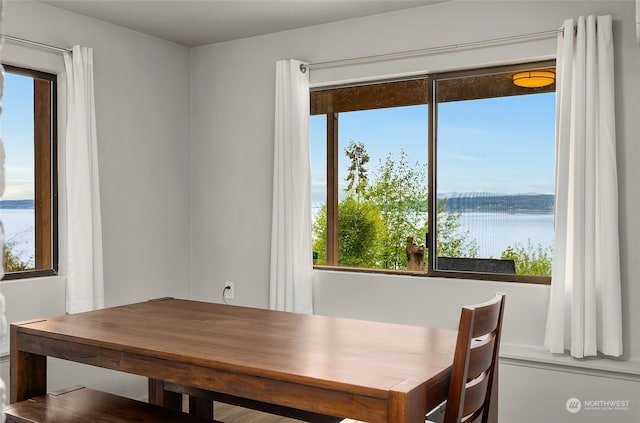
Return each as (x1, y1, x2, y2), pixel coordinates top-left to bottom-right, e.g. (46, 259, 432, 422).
(312, 199, 384, 267)
(312, 205, 329, 265)
(313, 145, 478, 270)
(500, 240, 552, 276)
(364, 151, 429, 269)
(4, 240, 35, 272)
(337, 198, 385, 267)
(344, 140, 370, 197)
(313, 143, 554, 276)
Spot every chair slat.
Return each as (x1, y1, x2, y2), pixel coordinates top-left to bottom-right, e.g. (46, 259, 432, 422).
(467, 334, 496, 380)
(461, 372, 490, 418)
(469, 300, 502, 338)
(461, 408, 483, 423)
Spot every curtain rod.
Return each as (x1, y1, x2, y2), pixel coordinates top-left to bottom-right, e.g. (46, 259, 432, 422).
(4, 34, 72, 54)
(300, 28, 562, 73)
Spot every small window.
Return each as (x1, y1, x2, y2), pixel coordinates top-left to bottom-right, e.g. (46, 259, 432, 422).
(311, 79, 429, 270)
(1, 64, 58, 278)
(432, 67, 555, 281)
(311, 61, 555, 284)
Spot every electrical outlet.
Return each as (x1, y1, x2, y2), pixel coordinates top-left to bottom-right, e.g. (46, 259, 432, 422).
(224, 282, 235, 300)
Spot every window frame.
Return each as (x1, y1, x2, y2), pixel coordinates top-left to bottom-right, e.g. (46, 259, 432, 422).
(311, 60, 555, 285)
(2, 64, 59, 280)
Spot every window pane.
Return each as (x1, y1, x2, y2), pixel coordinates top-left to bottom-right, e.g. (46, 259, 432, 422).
(0, 66, 56, 276)
(0, 72, 36, 271)
(336, 105, 428, 270)
(435, 75, 555, 276)
(310, 114, 327, 265)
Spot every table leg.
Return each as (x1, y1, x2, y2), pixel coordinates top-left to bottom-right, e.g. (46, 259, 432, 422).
(389, 379, 428, 423)
(149, 380, 214, 419)
(148, 379, 183, 411)
(10, 326, 47, 403)
(189, 395, 214, 419)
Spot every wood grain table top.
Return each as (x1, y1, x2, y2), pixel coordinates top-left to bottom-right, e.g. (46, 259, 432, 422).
(13, 298, 458, 422)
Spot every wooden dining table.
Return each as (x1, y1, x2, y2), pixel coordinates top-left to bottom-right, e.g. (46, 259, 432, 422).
(10, 297, 458, 422)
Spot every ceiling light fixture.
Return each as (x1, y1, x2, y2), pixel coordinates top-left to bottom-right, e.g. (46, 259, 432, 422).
(512, 70, 555, 88)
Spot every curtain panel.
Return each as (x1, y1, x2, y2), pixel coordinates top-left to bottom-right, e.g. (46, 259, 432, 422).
(636, 0, 640, 43)
(63, 46, 105, 314)
(269, 59, 313, 314)
(545, 15, 623, 358)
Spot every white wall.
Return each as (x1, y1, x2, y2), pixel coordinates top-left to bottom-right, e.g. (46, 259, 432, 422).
(1, 0, 638, 420)
(190, 1, 640, 421)
(1, 0, 191, 400)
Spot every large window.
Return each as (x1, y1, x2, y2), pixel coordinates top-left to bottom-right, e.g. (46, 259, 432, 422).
(0, 65, 58, 278)
(311, 61, 555, 283)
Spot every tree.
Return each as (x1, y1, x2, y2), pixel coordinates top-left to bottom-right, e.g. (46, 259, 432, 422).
(313, 141, 380, 267)
(344, 140, 369, 198)
(312, 145, 478, 270)
(312, 199, 384, 267)
(364, 151, 428, 269)
(500, 240, 552, 276)
(4, 240, 34, 272)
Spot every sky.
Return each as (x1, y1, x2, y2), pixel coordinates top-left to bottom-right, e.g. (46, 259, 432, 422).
(1, 72, 35, 200)
(310, 91, 556, 205)
(2, 70, 555, 205)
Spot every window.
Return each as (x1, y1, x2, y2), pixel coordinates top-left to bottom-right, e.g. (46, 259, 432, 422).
(1, 64, 58, 278)
(311, 61, 555, 283)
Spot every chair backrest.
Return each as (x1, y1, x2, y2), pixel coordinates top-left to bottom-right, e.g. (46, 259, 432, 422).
(443, 293, 505, 423)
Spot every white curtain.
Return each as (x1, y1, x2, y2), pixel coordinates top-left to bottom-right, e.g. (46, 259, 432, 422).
(269, 59, 313, 314)
(63, 46, 104, 313)
(636, 0, 640, 43)
(545, 15, 623, 358)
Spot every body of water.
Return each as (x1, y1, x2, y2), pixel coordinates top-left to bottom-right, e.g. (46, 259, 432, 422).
(0, 208, 35, 262)
(455, 212, 553, 258)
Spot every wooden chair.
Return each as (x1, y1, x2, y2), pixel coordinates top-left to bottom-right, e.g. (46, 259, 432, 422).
(431, 293, 505, 423)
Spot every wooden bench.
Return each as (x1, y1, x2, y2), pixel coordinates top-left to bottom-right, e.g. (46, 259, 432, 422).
(4, 386, 220, 423)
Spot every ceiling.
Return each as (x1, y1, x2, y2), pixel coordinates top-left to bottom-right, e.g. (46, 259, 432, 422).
(40, 0, 443, 47)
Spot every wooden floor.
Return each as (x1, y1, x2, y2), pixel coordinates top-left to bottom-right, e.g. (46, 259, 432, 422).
(213, 402, 306, 423)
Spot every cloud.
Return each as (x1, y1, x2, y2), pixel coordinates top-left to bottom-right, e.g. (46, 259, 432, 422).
(2, 181, 34, 200)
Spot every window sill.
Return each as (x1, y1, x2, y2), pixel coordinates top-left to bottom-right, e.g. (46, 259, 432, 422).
(2, 268, 58, 280)
(500, 343, 640, 380)
(312, 265, 550, 285)
(313, 264, 427, 277)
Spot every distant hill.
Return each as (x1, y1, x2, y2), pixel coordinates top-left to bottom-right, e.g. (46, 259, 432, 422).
(441, 194, 554, 213)
(0, 199, 35, 209)
(0, 196, 553, 213)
